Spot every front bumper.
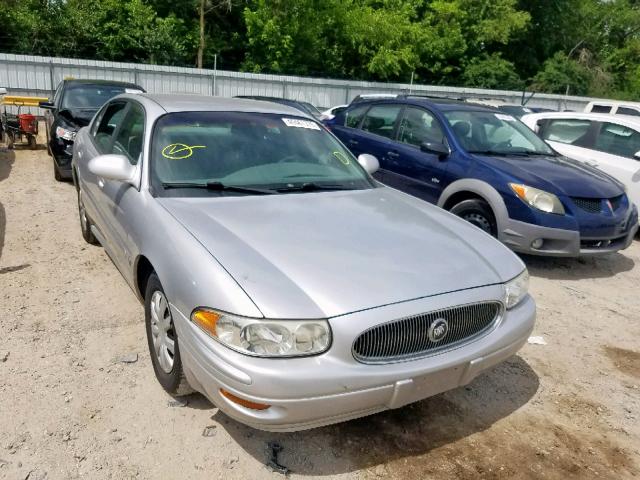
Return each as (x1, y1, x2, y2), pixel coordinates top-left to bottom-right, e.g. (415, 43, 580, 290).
(500, 208, 638, 257)
(174, 284, 535, 432)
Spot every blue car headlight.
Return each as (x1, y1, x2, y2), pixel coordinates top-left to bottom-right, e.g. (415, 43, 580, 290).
(510, 183, 565, 215)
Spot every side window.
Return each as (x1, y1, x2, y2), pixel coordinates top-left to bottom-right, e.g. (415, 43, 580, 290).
(594, 123, 640, 159)
(94, 102, 127, 153)
(398, 107, 444, 147)
(590, 104, 612, 114)
(112, 103, 145, 165)
(345, 105, 368, 129)
(542, 119, 592, 146)
(617, 107, 640, 117)
(361, 104, 401, 139)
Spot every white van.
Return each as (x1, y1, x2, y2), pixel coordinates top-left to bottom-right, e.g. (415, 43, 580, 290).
(585, 100, 640, 117)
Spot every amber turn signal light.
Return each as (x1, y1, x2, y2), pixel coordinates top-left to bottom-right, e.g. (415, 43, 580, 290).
(192, 309, 221, 337)
(220, 389, 270, 410)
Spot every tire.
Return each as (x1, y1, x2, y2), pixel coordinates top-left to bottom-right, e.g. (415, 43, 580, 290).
(28, 134, 37, 150)
(449, 199, 497, 237)
(144, 272, 193, 396)
(53, 157, 62, 181)
(77, 189, 99, 245)
(7, 132, 14, 150)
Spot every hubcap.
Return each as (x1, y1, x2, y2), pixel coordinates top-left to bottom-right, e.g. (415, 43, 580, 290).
(150, 291, 175, 374)
(462, 212, 492, 235)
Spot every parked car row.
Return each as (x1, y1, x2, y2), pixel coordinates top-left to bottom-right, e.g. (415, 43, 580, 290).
(40, 79, 636, 433)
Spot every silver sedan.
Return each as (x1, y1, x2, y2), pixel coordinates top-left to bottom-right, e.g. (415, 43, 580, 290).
(72, 94, 535, 431)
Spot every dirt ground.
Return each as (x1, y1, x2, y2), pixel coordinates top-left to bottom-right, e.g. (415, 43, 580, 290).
(0, 135, 639, 480)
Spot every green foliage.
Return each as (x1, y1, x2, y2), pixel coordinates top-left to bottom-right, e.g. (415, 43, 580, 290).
(462, 54, 523, 90)
(531, 52, 592, 95)
(0, 0, 638, 99)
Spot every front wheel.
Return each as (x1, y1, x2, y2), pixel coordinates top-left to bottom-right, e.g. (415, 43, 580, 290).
(145, 273, 193, 396)
(77, 190, 99, 245)
(449, 199, 497, 237)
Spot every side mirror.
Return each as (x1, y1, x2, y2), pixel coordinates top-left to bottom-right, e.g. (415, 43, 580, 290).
(88, 154, 135, 184)
(420, 141, 450, 158)
(0, 87, 7, 96)
(634, 151, 640, 160)
(357, 153, 379, 174)
(39, 100, 55, 109)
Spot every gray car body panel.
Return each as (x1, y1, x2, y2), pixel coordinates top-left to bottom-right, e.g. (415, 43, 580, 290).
(73, 94, 534, 431)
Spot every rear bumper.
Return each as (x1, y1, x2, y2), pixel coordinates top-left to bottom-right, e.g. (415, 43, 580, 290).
(500, 207, 638, 257)
(174, 285, 535, 432)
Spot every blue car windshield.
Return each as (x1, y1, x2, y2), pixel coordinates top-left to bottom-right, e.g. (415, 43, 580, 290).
(444, 110, 555, 156)
(151, 111, 375, 195)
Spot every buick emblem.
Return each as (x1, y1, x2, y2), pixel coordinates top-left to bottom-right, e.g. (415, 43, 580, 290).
(428, 318, 449, 343)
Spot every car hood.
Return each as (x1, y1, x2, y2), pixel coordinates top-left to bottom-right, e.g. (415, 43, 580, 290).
(158, 188, 524, 319)
(58, 108, 97, 128)
(476, 154, 624, 198)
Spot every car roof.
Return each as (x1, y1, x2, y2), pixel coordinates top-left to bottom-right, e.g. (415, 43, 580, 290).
(64, 79, 143, 89)
(356, 96, 500, 114)
(522, 111, 640, 129)
(139, 94, 309, 116)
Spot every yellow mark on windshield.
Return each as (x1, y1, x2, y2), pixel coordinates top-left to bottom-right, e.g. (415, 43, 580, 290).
(333, 151, 350, 165)
(162, 143, 206, 160)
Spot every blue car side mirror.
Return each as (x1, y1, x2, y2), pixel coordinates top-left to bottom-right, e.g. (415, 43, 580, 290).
(420, 141, 450, 158)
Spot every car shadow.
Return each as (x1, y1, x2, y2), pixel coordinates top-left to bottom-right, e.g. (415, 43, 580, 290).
(209, 355, 538, 475)
(521, 252, 635, 280)
(0, 148, 15, 262)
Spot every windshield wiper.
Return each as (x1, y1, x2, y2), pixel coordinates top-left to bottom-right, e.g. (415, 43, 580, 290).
(469, 149, 554, 157)
(276, 182, 351, 192)
(161, 181, 275, 195)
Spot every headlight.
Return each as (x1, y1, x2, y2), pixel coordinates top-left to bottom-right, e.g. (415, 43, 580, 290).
(191, 308, 331, 357)
(55, 125, 76, 141)
(510, 183, 565, 215)
(504, 270, 529, 309)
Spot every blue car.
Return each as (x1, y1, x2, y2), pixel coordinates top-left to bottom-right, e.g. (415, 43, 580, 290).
(325, 97, 638, 256)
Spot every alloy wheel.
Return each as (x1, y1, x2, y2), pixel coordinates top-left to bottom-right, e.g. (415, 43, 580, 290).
(150, 290, 176, 374)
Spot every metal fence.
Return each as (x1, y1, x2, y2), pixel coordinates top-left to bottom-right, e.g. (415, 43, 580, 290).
(0, 52, 603, 115)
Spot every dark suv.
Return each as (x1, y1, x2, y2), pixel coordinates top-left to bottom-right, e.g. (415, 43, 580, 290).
(325, 97, 638, 257)
(40, 79, 144, 181)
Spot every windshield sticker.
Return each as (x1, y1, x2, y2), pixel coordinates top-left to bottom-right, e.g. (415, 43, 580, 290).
(332, 151, 350, 165)
(161, 143, 205, 160)
(282, 118, 321, 130)
(125, 88, 144, 94)
(495, 113, 516, 122)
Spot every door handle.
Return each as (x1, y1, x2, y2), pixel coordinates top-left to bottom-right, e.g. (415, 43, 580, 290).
(387, 151, 400, 158)
(586, 161, 599, 168)
(98, 178, 105, 188)
(349, 139, 359, 146)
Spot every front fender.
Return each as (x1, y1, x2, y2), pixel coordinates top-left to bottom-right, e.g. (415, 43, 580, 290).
(437, 179, 511, 240)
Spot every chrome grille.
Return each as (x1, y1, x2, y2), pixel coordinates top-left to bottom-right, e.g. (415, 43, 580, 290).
(572, 197, 602, 213)
(352, 302, 503, 364)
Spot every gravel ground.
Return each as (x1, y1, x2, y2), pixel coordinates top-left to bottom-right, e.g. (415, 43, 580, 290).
(0, 138, 639, 480)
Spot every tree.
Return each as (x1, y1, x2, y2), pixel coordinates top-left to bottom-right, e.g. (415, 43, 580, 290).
(531, 52, 592, 95)
(462, 54, 523, 90)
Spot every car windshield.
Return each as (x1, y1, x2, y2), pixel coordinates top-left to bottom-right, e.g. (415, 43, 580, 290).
(444, 110, 555, 156)
(151, 111, 375, 196)
(62, 84, 140, 110)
